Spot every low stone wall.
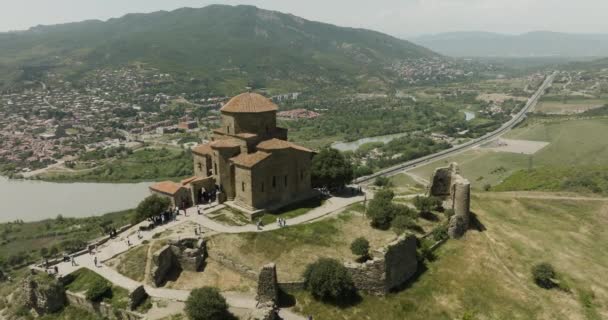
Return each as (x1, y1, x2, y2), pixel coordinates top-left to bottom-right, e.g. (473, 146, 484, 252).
(344, 234, 418, 296)
(65, 291, 143, 320)
(21, 276, 66, 314)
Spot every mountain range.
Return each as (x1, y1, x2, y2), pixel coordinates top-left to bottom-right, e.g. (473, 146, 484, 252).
(412, 31, 608, 58)
(0, 5, 436, 90)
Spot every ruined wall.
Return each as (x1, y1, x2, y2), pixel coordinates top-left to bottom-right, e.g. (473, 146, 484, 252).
(65, 291, 143, 320)
(128, 286, 148, 311)
(21, 276, 66, 314)
(344, 234, 418, 296)
(151, 239, 206, 286)
(428, 163, 472, 239)
(256, 263, 279, 304)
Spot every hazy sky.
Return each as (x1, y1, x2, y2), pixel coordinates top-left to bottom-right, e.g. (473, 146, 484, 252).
(2, 0, 608, 36)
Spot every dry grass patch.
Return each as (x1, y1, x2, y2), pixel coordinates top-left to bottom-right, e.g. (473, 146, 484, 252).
(207, 207, 396, 281)
(164, 260, 255, 293)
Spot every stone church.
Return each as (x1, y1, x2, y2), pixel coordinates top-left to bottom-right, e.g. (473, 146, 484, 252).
(150, 92, 316, 217)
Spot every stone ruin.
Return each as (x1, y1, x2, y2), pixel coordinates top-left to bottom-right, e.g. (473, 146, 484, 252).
(21, 275, 67, 315)
(151, 238, 207, 287)
(344, 233, 418, 296)
(248, 263, 281, 320)
(428, 162, 471, 239)
(128, 285, 148, 311)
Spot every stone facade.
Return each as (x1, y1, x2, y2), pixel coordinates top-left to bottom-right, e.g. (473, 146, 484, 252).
(344, 234, 418, 295)
(428, 162, 472, 239)
(153, 92, 315, 217)
(247, 302, 280, 320)
(21, 275, 67, 314)
(151, 238, 206, 287)
(256, 263, 279, 305)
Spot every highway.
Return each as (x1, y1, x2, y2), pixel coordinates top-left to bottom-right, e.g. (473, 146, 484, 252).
(355, 71, 557, 184)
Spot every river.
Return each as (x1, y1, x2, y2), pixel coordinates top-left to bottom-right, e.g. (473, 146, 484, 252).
(0, 176, 153, 223)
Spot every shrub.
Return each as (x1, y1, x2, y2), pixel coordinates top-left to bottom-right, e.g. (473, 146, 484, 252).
(311, 148, 354, 189)
(350, 237, 370, 259)
(483, 184, 492, 191)
(303, 258, 356, 303)
(185, 287, 231, 320)
(431, 225, 449, 242)
(532, 262, 556, 289)
(392, 215, 416, 234)
(86, 279, 111, 302)
(366, 188, 396, 230)
(373, 176, 391, 187)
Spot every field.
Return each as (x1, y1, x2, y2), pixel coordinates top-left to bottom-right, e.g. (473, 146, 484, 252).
(535, 98, 607, 114)
(410, 118, 608, 190)
(292, 193, 608, 320)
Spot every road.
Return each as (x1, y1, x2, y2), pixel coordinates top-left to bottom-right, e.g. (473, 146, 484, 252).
(355, 71, 557, 184)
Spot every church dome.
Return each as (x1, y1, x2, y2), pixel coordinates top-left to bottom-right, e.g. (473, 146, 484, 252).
(220, 92, 278, 113)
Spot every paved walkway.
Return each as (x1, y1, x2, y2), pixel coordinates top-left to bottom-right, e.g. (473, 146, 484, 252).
(43, 194, 364, 319)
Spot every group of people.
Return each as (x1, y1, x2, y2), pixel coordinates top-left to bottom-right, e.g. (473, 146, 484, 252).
(276, 217, 288, 228)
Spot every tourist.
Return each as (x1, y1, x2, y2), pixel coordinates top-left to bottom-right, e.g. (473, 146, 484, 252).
(197, 206, 201, 215)
(94, 256, 98, 267)
(283, 219, 287, 227)
(70, 256, 76, 266)
(54, 266, 59, 275)
(194, 227, 198, 235)
(277, 217, 281, 228)
(127, 238, 131, 247)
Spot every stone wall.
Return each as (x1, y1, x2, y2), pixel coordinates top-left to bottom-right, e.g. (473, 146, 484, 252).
(128, 286, 148, 311)
(344, 234, 418, 296)
(256, 263, 279, 304)
(428, 162, 472, 239)
(65, 291, 143, 320)
(21, 276, 66, 314)
(151, 238, 207, 287)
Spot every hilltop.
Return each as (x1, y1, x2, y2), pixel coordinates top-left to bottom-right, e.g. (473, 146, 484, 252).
(0, 5, 436, 90)
(412, 31, 608, 57)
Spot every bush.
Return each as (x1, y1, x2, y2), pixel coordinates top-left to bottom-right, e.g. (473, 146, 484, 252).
(366, 189, 396, 230)
(86, 279, 111, 302)
(431, 225, 449, 242)
(350, 237, 370, 259)
(373, 176, 391, 187)
(186, 287, 232, 320)
(303, 258, 356, 303)
(311, 148, 354, 189)
(392, 215, 416, 234)
(532, 262, 556, 289)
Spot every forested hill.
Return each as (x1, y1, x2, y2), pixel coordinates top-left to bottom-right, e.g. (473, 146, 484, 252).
(412, 31, 608, 58)
(0, 5, 436, 88)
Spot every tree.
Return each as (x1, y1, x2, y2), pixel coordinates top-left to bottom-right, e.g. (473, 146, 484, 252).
(366, 188, 396, 230)
(414, 196, 441, 214)
(86, 279, 111, 302)
(311, 148, 354, 189)
(350, 237, 370, 260)
(134, 195, 171, 224)
(186, 287, 232, 320)
(532, 262, 556, 289)
(373, 176, 391, 187)
(303, 258, 356, 303)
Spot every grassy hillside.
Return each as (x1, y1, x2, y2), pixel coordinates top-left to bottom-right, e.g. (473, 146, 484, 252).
(294, 194, 608, 320)
(0, 5, 436, 91)
(410, 118, 608, 190)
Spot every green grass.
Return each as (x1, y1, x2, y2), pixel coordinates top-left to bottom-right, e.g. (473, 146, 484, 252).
(0, 209, 133, 270)
(39, 148, 193, 183)
(291, 194, 608, 320)
(115, 245, 149, 282)
(211, 209, 251, 226)
(65, 268, 130, 310)
(494, 166, 608, 194)
(411, 118, 608, 190)
(260, 197, 324, 225)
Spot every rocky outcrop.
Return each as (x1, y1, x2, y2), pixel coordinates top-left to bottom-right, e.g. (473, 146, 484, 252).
(345, 233, 418, 295)
(21, 275, 66, 314)
(256, 263, 279, 305)
(429, 162, 471, 239)
(151, 238, 207, 287)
